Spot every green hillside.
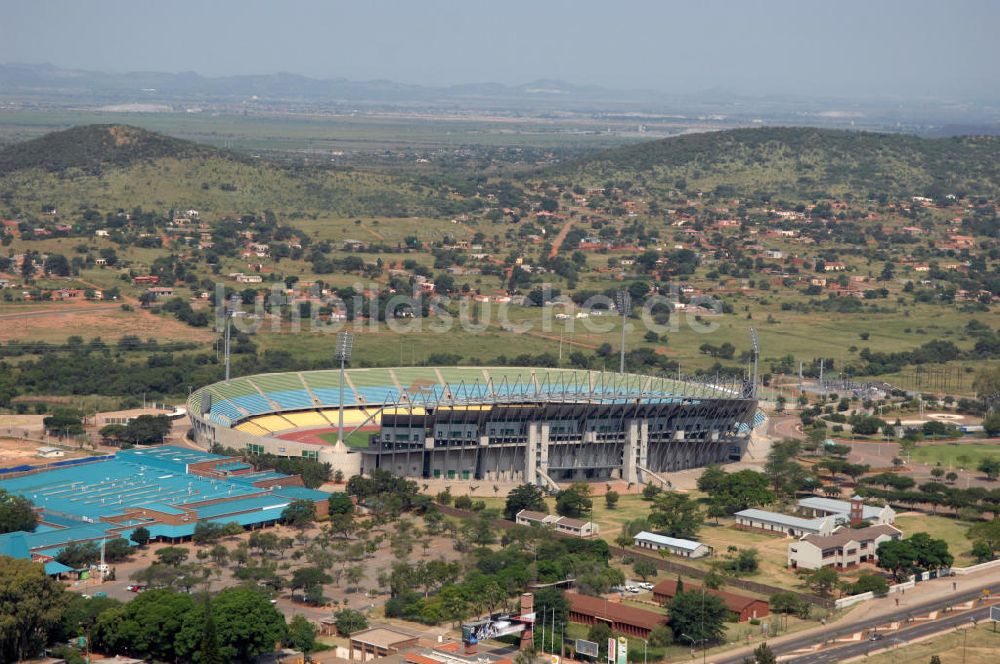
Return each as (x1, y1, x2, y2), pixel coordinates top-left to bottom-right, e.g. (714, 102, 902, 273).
(552, 127, 1000, 198)
(0, 124, 229, 175)
(0, 124, 468, 217)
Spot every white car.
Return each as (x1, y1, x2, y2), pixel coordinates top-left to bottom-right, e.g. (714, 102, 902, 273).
(639, 582, 654, 590)
(625, 585, 640, 593)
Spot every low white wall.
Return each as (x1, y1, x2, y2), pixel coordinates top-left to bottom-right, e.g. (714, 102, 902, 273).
(951, 558, 1000, 576)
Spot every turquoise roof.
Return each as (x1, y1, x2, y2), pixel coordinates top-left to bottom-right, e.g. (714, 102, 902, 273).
(193, 495, 292, 519)
(0, 532, 30, 559)
(44, 560, 75, 575)
(274, 486, 330, 502)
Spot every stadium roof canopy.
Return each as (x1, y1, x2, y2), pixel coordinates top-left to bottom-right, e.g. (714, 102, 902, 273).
(190, 366, 750, 427)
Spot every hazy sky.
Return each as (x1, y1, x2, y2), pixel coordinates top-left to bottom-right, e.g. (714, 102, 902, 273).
(2, 0, 998, 99)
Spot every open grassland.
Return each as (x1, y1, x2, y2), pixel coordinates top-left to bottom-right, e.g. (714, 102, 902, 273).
(910, 443, 1000, 469)
(857, 626, 1000, 664)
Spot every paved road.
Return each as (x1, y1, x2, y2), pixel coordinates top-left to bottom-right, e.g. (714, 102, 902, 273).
(711, 584, 995, 664)
(786, 604, 990, 664)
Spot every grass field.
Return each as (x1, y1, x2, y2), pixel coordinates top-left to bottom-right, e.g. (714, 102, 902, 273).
(911, 443, 1000, 469)
(317, 429, 372, 449)
(858, 625, 1000, 664)
(893, 514, 979, 565)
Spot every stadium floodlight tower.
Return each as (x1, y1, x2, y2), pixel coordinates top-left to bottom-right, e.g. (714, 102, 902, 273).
(223, 295, 240, 381)
(748, 327, 760, 399)
(616, 290, 631, 374)
(335, 331, 354, 444)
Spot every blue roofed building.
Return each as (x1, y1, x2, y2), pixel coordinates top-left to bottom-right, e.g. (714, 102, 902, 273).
(0, 445, 332, 573)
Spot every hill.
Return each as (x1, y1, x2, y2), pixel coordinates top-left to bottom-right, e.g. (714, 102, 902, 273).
(552, 127, 1000, 198)
(0, 125, 470, 217)
(0, 124, 227, 175)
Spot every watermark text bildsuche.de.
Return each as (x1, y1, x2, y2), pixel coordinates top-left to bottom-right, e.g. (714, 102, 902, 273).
(215, 282, 722, 337)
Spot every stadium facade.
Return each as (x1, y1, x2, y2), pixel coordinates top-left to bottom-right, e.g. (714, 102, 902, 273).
(187, 367, 761, 487)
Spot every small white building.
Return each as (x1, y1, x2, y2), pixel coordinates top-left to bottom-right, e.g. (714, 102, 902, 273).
(633, 531, 712, 559)
(734, 508, 837, 538)
(515, 509, 599, 538)
(36, 446, 65, 459)
(797, 496, 896, 525)
(788, 524, 903, 570)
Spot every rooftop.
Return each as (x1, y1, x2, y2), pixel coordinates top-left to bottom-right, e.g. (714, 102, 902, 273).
(651, 579, 766, 613)
(566, 592, 666, 630)
(797, 496, 888, 521)
(801, 524, 902, 548)
(735, 508, 829, 531)
(633, 530, 706, 552)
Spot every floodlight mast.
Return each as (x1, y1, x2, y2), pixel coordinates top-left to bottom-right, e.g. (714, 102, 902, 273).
(749, 327, 760, 399)
(616, 291, 631, 374)
(224, 295, 239, 381)
(335, 332, 354, 444)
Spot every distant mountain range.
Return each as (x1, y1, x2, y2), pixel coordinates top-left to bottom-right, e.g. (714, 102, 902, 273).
(4, 63, 1000, 135)
(0, 62, 652, 105)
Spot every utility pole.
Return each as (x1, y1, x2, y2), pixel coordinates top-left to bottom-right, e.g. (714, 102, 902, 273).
(335, 332, 354, 444)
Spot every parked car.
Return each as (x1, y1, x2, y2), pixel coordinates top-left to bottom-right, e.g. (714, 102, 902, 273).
(638, 582, 654, 590)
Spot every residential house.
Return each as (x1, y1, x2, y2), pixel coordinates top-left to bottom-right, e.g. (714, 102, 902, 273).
(515, 509, 598, 537)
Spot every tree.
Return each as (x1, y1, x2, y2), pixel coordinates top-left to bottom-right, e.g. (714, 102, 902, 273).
(282, 500, 317, 529)
(328, 492, 355, 515)
(193, 521, 226, 545)
(806, 567, 840, 597)
(849, 574, 889, 597)
(504, 484, 548, 521)
(0, 556, 69, 662)
(130, 526, 150, 547)
(667, 590, 727, 644)
(286, 614, 317, 655)
(555, 483, 592, 519)
(743, 643, 777, 664)
(711, 470, 776, 514)
(978, 458, 1000, 481)
(648, 493, 703, 539)
(211, 586, 287, 662)
(104, 537, 132, 562)
(633, 559, 658, 582)
(291, 567, 331, 604)
(967, 520, 1000, 560)
(121, 415, 172, 444)
(697, 465, 727, 493)
(154, 546, 189, 567)
(605, 490, 620, 509)
(93, 588, 195, 662)
(983, 413, 1000, 437)
(587, 621, 612, 646)
(0, 489, 38, 534)
(56, 542, 101, 568)
(335, 608, 368, 636)
(198, 597, 224, 664)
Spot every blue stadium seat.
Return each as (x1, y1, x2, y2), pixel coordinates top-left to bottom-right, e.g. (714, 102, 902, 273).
(230, 394, 273, 415)
(312, 388, 358, 406)
(267, 390, 314, 410)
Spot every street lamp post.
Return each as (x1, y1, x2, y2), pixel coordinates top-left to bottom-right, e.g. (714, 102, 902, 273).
(679, 634, 707, 664)
(335, 332, 354, 444)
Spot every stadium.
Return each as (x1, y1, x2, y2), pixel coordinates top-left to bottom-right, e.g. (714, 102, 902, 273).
(187, 367, 762, 488)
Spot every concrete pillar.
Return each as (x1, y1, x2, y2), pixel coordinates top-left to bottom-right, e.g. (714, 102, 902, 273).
(538, 422, 551, 481)
(525, 422, 539, 485)
(624, 419, 639, 484)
